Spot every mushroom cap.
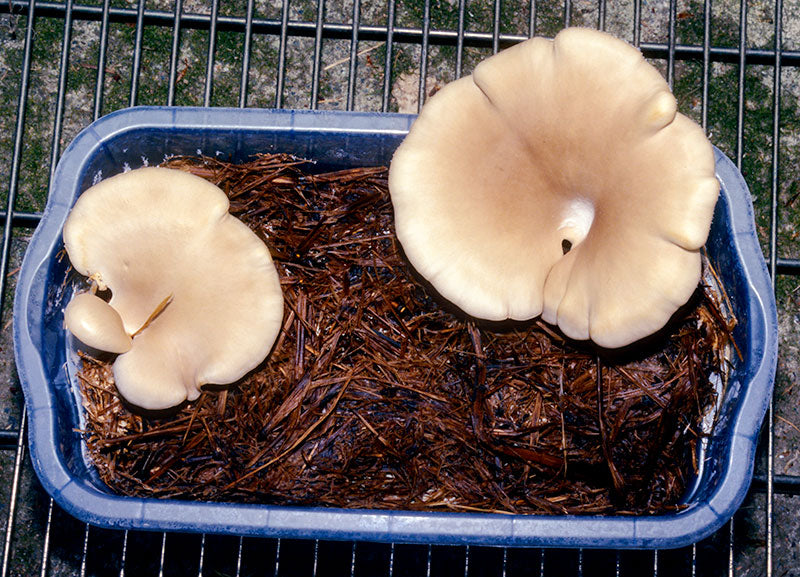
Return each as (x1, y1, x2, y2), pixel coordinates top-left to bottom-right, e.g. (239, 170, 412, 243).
(63, 167, 285, 410)
(64, 292, 132, 354)
(388, 27, 719, 348)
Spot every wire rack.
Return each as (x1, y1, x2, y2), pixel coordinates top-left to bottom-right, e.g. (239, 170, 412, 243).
(0, 0, 798, 574)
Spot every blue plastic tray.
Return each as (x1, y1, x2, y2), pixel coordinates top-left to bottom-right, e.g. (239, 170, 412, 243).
(14, 106, 777, 549)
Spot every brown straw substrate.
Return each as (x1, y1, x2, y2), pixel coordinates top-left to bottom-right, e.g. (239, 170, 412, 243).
(77, 154, 734, 515)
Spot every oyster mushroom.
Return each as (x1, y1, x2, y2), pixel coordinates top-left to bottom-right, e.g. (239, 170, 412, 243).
(63, 167, 285, 410)
(64, 291, 132, 354)
(388, 27, 719, 348)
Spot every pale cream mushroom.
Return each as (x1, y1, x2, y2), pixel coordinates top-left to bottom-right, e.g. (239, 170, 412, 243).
(63, 167, 285, 410)
(64, 292, 132, 354)
(388, 27, 719, 348)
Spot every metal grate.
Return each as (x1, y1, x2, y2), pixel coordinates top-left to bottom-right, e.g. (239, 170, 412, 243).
(0, 0, 798, 574)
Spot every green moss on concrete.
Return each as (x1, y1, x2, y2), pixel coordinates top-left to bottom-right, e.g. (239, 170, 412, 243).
(16, 16, 62, 213)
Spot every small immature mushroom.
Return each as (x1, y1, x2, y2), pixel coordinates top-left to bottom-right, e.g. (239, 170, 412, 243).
(388, 27, 719, 348)
(64, 292, 132, 354)
(63, 167, 285, 410)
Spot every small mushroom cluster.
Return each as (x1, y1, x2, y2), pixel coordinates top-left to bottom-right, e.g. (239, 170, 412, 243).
(388, 27, 719, 348)
(63, 167, 284, 411)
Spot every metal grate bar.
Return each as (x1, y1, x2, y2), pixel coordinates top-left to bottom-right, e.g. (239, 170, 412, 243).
(235, 536, 243, 577)
(666, 0, 676, 89)
(157, 531, 167, 577)
(166, 0, 183, 106)
(0, 431, 21, 446)
(0, 411, 26, 577)
(728, 522, 735, 577)
(274, 0, 289, 109)
(416, 0, 431, 112)
(79, 524, 88, 577)
(777, 257, 800, 273)
(203, 0, 220, 107)
(0, 0, 35, 323)
(119, 529, 128, 577)
(735, 0, 747, 170)
(701, 0, 711, 132)
(494, 0, 503, 53)
(381, 0, 396, 111)
(238, 0, 254, 109)
(346, 0, 361, 111)
(766, 0, 784, 574)
(754, 473, 800, 493)
(0, 212, 40, 228)
(597, 0, 606, 31)
(197, 533, 205, 577)
(50, 0, 73, 170)
(92, 0, 110, 120)
(731, 2, 748, 575)
(310, 0, 325, 110)
(274, 538, 282, 576)
(128, 0, 145, 106)
(455, 0, 465, 77)
(38, 499, 54, 577)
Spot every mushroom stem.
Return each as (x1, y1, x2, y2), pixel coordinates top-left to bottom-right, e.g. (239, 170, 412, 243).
(131, 294, 174, 338)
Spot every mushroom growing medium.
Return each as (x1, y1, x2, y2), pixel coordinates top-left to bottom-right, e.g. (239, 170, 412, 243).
(388, 27, 719, 348)
(63, 166, 285, 411)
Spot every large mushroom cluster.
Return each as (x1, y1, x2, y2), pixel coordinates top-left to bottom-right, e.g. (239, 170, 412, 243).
(62, 28, 718, 412)
(389, 27, 719, 348)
